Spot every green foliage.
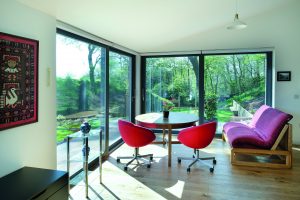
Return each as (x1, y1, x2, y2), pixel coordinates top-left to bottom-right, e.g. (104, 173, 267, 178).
(172, 76, 189, 98)
(216, 109, 232, 122)
(88, 119, 101, 128)
(170, 107, 232, 122)
(162, 100, 174, 111)
(56, 114, 81, 142)
(56, 76, 80, 115)
(204, 93, 217, 120)
(56, 115, 101, 142)
(172, 107, 198, 115)
(146, 56, 198, 111)
(109, 52, 130, 117)
(56, 37, 131, 143)
(226, 84, 265, 109)
(57, 129, 74, 143)
(204, 54, 266, 99)
(149, 92, 175, 110)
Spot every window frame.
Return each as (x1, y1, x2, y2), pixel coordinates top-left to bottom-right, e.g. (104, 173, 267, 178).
(56, 28, 136, 176)
(141, 50, 273, 125)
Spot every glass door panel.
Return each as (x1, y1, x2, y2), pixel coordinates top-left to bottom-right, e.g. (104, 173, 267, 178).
(56, 33, 106, 175)
(204, 53, 267, 133)
(108, 51, 131, 145)
(145, 56, 199, 115)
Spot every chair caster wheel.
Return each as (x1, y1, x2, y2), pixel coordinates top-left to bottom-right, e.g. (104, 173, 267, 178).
(213, 159, 217, 165)
(147, 164, 151, 168)
(178, 158, 181, 163)
(187, 168, 191, 173)
(124, 166, 128, 171)
(150, 156, 153, 161)
(210, 167, 214, 173)
(117, 158, 120, 163)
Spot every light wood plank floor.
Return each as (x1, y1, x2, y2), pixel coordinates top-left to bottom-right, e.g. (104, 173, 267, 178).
(69, 138, 300, 200)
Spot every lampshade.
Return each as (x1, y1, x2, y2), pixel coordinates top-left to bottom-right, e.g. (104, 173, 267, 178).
(227, 13, 247, 30)
(227, 0, 247, 30)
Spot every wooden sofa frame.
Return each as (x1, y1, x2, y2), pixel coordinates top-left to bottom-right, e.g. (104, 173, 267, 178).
(222, 123, 293, 168)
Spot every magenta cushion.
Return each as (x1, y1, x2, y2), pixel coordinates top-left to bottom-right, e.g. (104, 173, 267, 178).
(223, 122, 251, 133)
(224, 105, 293, 149)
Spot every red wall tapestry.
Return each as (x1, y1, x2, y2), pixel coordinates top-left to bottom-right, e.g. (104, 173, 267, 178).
(0, 32, 38, 130)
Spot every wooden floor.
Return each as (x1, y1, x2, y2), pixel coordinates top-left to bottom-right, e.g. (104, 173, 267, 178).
(69, 137, 300, 200)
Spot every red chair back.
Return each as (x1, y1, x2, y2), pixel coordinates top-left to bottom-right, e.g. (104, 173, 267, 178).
(118, 119, 156, 148)
(178, 121, 217, 149)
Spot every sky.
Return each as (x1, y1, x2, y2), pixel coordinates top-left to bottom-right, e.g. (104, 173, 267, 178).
(56, 34, 131, 80)
(56, 34, 90, 79)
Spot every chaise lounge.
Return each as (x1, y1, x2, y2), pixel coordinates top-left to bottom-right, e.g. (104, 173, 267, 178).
(223, 105, 293, 168)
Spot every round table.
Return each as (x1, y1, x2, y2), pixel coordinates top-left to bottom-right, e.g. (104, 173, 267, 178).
(135, 112, 198, 166)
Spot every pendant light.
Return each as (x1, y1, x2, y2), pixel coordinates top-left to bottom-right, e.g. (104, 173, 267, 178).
(227, 0, 247, 30)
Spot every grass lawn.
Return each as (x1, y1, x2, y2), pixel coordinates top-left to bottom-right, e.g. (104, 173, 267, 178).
(172, 107, 198, 114)
(56, 116, 120, 143)
(216, 109, 232, 122)
(56, 128, 76, 143)
(173, 107, 232, 122)
(56, 117, 102, 143)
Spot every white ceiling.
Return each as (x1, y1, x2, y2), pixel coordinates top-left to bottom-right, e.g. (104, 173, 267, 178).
(18, 0, 294, 53)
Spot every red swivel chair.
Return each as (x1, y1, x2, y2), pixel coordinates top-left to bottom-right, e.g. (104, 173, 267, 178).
(117, 119, 156, 171)
(177, 121, 217, 173)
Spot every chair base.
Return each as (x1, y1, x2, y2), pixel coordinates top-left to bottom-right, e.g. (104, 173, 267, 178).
(117, 147, 153, 171)
(178, 149, 216, 173)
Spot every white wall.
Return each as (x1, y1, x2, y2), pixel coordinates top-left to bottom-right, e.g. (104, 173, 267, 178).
(153, 1, 300, 144)
(0, 0, 56, 177)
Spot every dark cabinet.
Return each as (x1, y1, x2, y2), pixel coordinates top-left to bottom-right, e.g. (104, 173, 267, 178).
(0, 166, 68, 200)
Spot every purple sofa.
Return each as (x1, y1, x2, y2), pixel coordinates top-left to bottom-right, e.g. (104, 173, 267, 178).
(223, 105, 293, 168)
(223, 105, 293, 149)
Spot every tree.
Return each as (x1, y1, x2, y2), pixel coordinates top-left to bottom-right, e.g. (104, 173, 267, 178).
(56, 76, 80, 115)
(109, 52, 130, 117)
(88, 44, 103, 94)
(188, 56, 199, 87)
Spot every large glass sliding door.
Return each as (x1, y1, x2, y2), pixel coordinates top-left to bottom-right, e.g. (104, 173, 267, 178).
(204, 53, 271, 133)
(56, 30, 135, 175)
(144, 56, 199, 115)
(108, 50, 132, 145)
(142, 52, 272, 134)
(56, 32, 106, 175)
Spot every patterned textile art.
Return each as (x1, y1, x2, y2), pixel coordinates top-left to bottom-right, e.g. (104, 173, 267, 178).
(0, 32, 38, 130)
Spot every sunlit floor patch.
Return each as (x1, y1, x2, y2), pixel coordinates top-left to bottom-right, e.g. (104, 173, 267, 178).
(165, 180, 185, 199)
(69, 160, 168, 200)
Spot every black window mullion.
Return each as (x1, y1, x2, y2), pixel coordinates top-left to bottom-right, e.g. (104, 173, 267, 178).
(266, 52, 273, 106)
(140, 57, 146, 114)
(199, 54, 205, 124)
(131, 56, 136, 122)
(104, 47, 110, 154)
